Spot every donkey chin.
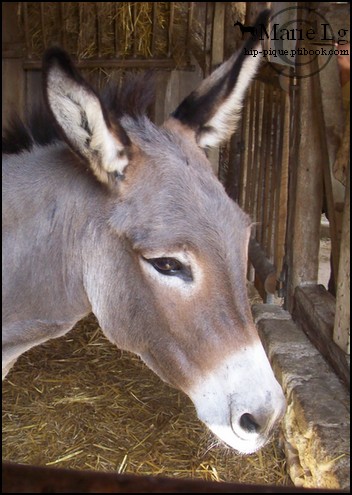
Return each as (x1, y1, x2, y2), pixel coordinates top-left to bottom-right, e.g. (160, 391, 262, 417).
(187, 343, 286, 455)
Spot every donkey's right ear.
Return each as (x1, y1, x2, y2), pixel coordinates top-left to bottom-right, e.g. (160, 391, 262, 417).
(43, 47, 131, 185)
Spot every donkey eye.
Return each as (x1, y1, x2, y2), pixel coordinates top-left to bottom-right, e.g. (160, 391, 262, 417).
(147, 257, 183, 275)
(143, 256, 193, 282)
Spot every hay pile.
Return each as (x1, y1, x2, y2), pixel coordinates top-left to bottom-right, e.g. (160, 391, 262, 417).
(2, 310, 291, 486)
(20, 2, 196, 66)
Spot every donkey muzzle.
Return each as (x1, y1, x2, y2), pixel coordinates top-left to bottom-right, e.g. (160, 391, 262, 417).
(188, 342, 286, 454)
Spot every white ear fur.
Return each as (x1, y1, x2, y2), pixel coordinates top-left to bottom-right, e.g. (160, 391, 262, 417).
(170, 9, 271, 150)
(46, 62, 129, 184)
(197, 47, 261, 148)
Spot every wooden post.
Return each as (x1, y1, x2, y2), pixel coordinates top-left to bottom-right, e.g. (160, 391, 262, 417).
(333, 166, 350, 354)
(2, 2, 26, 126)
(238, 93, 250, 209)
(266, 88, 280, 260)
(310, 56, 341, 293)
(223, 2, 247, 202)
(207, 2, 225, 176)
(294, 285, 349, 388)
(250, 81, 263, 223)
(256, 84, 270, 244)
(285, 43, 323, 312)
(244, 85, 256, 214)
(274, 90, 290, 279)
(262, 89, 273, 251)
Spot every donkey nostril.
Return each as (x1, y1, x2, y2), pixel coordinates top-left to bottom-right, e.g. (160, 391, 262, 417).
(239, 413, 260, 434)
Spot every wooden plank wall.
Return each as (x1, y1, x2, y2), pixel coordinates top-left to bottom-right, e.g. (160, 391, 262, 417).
(2, 2, 199, 128)
(224, 70, 290, 302)
(2, 2, 26, 126)
(221, 2, 349, 369)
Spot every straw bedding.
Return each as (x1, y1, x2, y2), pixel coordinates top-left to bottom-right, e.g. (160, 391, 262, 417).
(22, 2, 194, 66)
(2, 310, 291, 486)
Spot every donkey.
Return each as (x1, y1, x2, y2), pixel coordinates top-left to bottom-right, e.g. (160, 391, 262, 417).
(2, 10, 285, 455)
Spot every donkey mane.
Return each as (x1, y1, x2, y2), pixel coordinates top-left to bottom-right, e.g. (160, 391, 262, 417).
(2, 71, 156, 155)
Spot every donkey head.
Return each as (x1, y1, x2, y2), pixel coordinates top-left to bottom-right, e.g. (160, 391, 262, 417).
(43, 10, 285, 454)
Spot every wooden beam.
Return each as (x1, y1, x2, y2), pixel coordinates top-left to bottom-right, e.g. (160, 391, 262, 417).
(285, 39, 323, 311)
(2, 461, 347, 493)
(22, 59, 187, 71)
(210, 1, 225, 69)
(310, 56, 340, 292)
(167, 2, 175, 58)
(293, 285, 350, 389)
(333, 166, 350, 354)
(244, 84, 256, 214)
(256, 83, 270, 243)
(274, 91, 290, 278)
(206, 2, 226, 176)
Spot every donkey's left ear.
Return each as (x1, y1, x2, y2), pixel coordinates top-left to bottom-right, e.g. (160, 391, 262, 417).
(169, 10, 270, 148)
(43, 47, 131, 185)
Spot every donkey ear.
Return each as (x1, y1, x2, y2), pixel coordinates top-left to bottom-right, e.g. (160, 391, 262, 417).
(43, 47, 131, 185)
(170, 10, 270, 148)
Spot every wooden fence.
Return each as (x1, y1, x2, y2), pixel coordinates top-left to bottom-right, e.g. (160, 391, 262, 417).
(221, 64, 290, 302)
(219, 3, 349, 386)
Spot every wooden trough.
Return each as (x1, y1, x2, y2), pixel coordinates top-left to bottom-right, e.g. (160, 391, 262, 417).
(2, 461, 347, 493)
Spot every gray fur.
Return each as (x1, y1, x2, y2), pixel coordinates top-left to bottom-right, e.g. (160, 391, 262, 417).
(2, 41, 285, 454)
